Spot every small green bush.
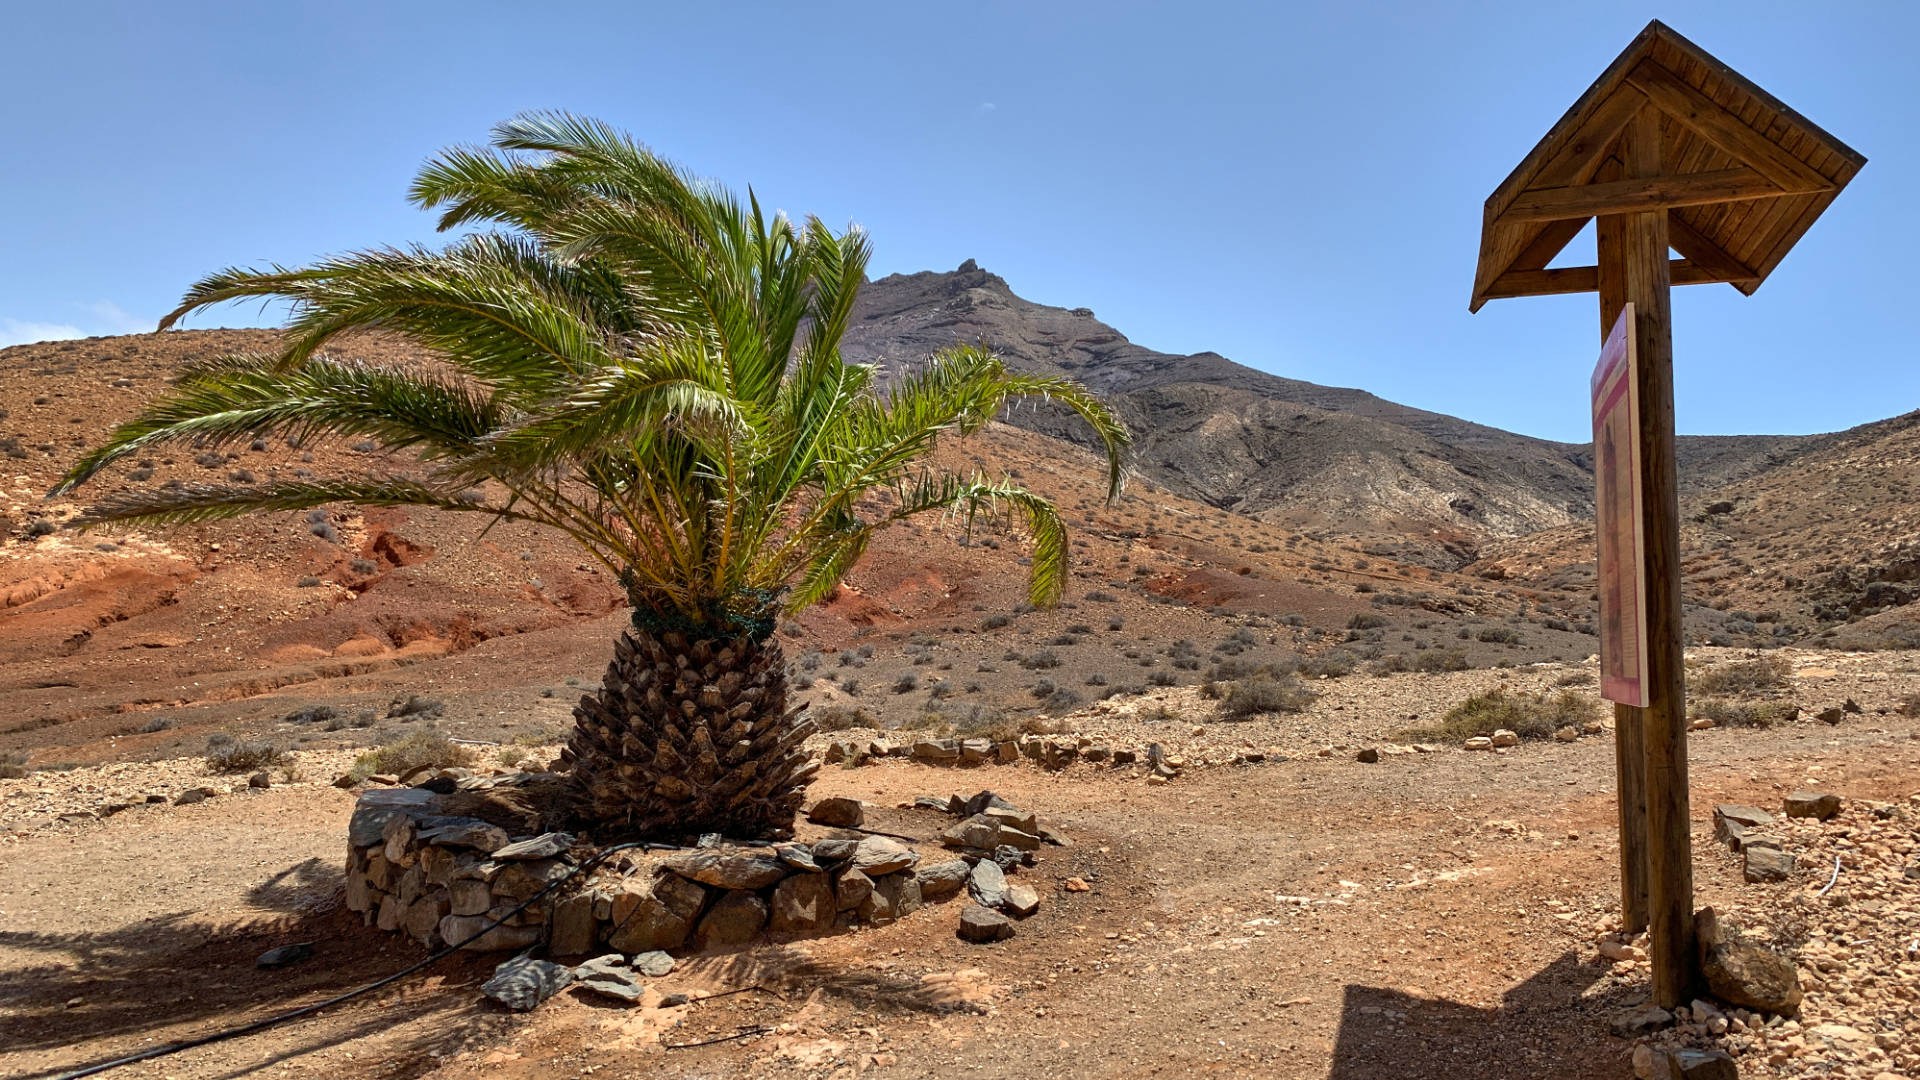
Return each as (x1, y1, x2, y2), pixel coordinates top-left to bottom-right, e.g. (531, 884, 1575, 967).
(1693, 698, 1796, 728)
(350, 729, 475, 781)
(206, 737, 290, 774)
(1691, 655, 1793, 696)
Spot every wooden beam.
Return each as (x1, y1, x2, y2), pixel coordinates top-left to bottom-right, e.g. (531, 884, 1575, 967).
(1503, 167, 1797, 223)
(1509, 217, 1591, 273)
(1624, 59, 1832, 192)
(1482, 259, 1749, 300)
(1667, 211, 1762, 294)
(1615, 104, 1696, 1011)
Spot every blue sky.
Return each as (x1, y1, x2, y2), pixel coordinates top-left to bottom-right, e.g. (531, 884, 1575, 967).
(2, 1, 1911, 442)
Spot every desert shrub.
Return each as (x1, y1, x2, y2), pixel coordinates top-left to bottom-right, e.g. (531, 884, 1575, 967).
(1896, 692, 1919, 717)
(496, 746, 526, 768)
(349, 558, 380, 575)
(0, 750, 28, 779)
(296, 575, 323, 588)
(1369, 653, 1411, 675)
(812, 704, 879, 732)
(1085, 672, 1108, 686)
(1219, 674, 1316, 719)
(1346, 613, 1388, 630)
(1107, 617, 1125, 631)
(1554, 671, 1596, 687)
(1146, 671, 1176, 686)
(1296, 651, 1357, 679)
(228, 469, 257, 484)
(1138, 703, 1180, 724)
(1020, 650, 1061, 670)
(949, 703, 1013, 741)
(981, 613, 1012, 630)
(1476, 627, 1523, 645)
(387, 695, 445, 720)
(1028, 678, 1056, 699)
(1085, 591, 1117, 603)
(891, 672, 919, 694)
(139, 715, 175, 733)
(1042, 685, 1084, 711)
(1693, 698, 1796, 728)
(25, 519, 57, 539)
(1691, 655, 1793, 695)
(1395, 688, 1599, 743)
(206, 737, 290, 774)
(350, 729, 475, 781)
(1413, 650, 1469, 673)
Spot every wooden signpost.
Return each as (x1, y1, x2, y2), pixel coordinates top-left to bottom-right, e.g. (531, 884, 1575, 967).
(1470, 20, 1863, 1007)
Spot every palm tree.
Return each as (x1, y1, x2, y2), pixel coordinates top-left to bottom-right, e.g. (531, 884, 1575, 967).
(52, 114, 1130, 841)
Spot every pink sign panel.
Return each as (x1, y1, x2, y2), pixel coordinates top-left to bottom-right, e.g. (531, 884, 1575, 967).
(1592, 305, 1648, 707)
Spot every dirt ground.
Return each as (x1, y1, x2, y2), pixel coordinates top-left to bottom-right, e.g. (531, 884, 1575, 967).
(4, 687, 1917, 1080)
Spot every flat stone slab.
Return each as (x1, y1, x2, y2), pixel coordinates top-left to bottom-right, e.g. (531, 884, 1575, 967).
(482, 955, 572, 1010)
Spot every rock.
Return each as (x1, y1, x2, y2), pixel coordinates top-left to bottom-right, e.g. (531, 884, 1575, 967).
(916, 860, 971, 900)
(834, 867, 874, 912)
(418, 820, 512, 852)
(1112, 747, 1138, 765)
(633, 950, 674, 977)
(492, 858, 569, 901)
(549, 893, 598, 956)
(967, 859, 1007, 909)
(995, 740, 1019, 764)
(482, 954, 572, 1010)
(450, 878, 493, 916)
(981, 805, 1038, 834)
(248, 771, 273, 789)
(806, 797, 864, 828)
(1782, 791, 1841, 820)
(996, 827, 1041, 852)
(1002, 882, 1040, 918)
(662, 849, 789, 890)
(823, 742, 847, 765)
(491, 832, 574, 860)
(811, 836, 859, 864)
(773, 842, 821, 872)
(850, 835, 919, 876)
(769, 871, 835, 936)
(1598, 939, 1644, 962)
(405, 891, 450, 945)
(1610, 1004, 1673, 1036)
(912, 796, 949, 812)
(912, 739, 959, 764)
(960, 739, 992, 764)
(1489, 729, 1521, 748)
(417, 774, 459, 795)
(606, 875, 705, 953)
(441, 913, 544, 952)
(1632, 1043, 1670, 1080)
(174, 788, 212, 806)
(1668, 1048, 1738, 1080)
(1842, 696, 1862, 714)
(1464, 736, 1494, 752)
(1082, 744, 1111, 763)
(1354, 747, 1379, 763)
(1743, 844, 1796, 882)
(1687, 717, 1716, 731)
(695, 891, 768, 949)
(377, 893, 407, 932)
(1037, 824, 1073, 847)
(957, 904, 1014, 943)
(991, 845, 1028, 871)
(942, 817, 1000, 851)
(571, 954, 643, 1002)
(1553, 725, 1579, 742)
(1713, 804, 1774, 847)
(256, 942, 314, 968)
(333, 773, 360, 789)
(1698, 911, 1802, 1015)
(346, 787, 439, 846)
(1815, 707, 1844, 725)
(871, 870, 922, 920)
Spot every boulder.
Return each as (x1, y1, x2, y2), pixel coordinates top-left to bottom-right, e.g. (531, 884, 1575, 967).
(440, 914, 543, 952)
(941, 816, 1000, 851)
(632, 950, 675, 977)
(482, 955, 572, 1010)
(1743, 844, 1795, 883)
(957, 904, 1014, 943)
(1609, 1004, 1672, 1037)
(834, 867, 874, 912)
(769, 871, 835, 937)
(913, 740, 959, 764)
(850, 835, 918, 876)
(450, 878, 493, 916)
(1489, 729, 1521, 748)
(571, 954, 643, 1002)
(959, 739, 992, 765)
(806, 797, 865, 828)
(773, 842, 822, 872)
(1782, 791, 1841, 820)
(916, 860, 971, 900)
(967, 859, 1007, 909)
(962, 790, 1017, 817)
(1667, 1048, 1738, 1080)
(1002, 882, 1041, 918)
(980, 805, 1038, 834)
(694, 891, 769, 949)
(607, 875, 705, 953)
(872, 870, 922, 920)
(662, 849, 789, 890)
(548, 893, 598, 956)
(1697, 909, 1802, 1014)
(405, 890, 450, 946)
(1354, 747, 1380, 763)
(418, 820, 511, 852)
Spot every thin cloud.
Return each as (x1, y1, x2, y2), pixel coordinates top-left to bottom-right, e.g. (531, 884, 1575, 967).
(0, 300, 151, 348)
(973, 102, 997, 117)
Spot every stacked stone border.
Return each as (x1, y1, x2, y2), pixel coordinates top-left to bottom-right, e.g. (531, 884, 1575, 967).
(346, 783, 1063, 957)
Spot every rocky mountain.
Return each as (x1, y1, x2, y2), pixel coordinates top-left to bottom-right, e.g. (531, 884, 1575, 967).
(841, 261, 1830, 566)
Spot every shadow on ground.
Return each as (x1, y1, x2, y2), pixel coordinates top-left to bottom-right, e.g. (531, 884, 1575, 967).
(1330, 951, 1637, 1080)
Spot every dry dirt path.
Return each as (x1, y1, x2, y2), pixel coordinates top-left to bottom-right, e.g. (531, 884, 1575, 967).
(2, 718, 1917, 1080)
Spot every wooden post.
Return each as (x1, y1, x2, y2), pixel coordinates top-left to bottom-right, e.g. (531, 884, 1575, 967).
(1600, 106, 1695, 1007)
(1596, 185, 1651, 939)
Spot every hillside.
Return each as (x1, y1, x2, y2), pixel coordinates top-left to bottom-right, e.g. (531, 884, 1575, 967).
(843, 262, 1848, 567)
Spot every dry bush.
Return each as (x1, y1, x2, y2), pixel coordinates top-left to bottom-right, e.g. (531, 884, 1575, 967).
(1693, 698, 1797, 728)
(1218, 674, 1316, 720)
(1691, 655, 1792, 696)
(206, 736, 290, 774)
(1899, 692, 1920, 718)
(1395, 688, 1599, 743)
(0, 750, 28, 779)
(350, 729, 475, 781)
(812, 704, 879, 732)
(1413, 650, 1469, 673)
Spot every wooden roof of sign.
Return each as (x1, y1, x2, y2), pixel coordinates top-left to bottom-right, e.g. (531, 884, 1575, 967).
(1470, 20, 1865, 312)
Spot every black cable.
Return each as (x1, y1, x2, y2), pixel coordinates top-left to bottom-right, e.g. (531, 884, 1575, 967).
(45, 839, 671, 1080)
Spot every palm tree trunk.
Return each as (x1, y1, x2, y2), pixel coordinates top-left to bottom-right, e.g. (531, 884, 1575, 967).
(562, 627, 818, 840)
